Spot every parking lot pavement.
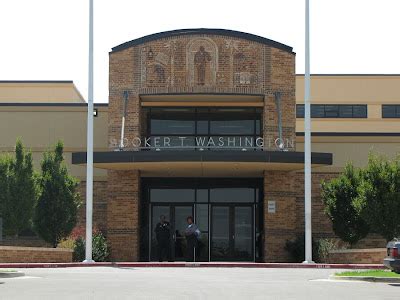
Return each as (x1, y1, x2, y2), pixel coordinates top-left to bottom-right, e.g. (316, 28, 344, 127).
(0, 267, 399, 300)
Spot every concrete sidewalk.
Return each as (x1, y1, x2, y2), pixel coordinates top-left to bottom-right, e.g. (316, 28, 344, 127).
(0, 261, 385, 269)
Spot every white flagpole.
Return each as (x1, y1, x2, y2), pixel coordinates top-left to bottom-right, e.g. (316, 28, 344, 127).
(84, 0, 94, 263)
(303, 0, 314, 264)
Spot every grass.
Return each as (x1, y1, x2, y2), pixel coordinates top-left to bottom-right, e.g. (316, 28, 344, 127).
(336, 270, 400, 278)
(0, 269, 17, 273)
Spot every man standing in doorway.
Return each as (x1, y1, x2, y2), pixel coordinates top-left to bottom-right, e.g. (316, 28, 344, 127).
(155, 215, 171, 262)
(185, 216, 200, 262)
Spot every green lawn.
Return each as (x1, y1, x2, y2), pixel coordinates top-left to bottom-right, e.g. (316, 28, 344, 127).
(336, 270, 400, 278)
(0, 269, 17, 273)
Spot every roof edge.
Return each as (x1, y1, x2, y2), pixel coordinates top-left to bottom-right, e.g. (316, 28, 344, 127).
(0, 80, 74, 84)
(295, 74, 400, 77)
(111, 28, 294, 54)
(0, 103, 108, 107)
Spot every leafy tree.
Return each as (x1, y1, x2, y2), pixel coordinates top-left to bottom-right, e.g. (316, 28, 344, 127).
(34, 141, 81, 247)
(1, 140, 38, 236)
(0, 156, 11, 225)
(356, 154, 400, 242)
(322, 163, 369, 246)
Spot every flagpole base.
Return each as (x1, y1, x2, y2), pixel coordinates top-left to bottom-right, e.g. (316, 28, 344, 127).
(302, 260, 315, 264)
(82, 259, 95, 263)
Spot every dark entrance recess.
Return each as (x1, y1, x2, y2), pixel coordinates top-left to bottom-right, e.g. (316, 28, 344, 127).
(140, 178, 264, 262)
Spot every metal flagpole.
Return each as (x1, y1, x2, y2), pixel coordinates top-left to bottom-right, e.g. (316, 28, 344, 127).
(303, 0, 314, 264)
(84, 0, 94, 263)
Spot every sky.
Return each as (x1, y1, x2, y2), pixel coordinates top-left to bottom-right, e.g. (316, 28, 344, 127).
(1, 0, 399, 103)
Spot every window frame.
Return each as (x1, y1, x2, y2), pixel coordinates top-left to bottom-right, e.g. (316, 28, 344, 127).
(296, 104, 368, 118)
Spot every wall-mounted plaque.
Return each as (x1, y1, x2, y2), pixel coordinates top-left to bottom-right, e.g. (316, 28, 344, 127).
(267, 201, 276, 214)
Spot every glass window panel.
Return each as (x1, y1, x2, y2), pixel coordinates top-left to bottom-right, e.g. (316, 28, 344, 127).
(255, 117, 261, 135)
(234, 206, 253, 260)
(396, 106, 400, 118)
(197, 120, 208, 134)
(352, 105, 367, 118)
(196, 189, 208, 202)
(296, 104, 305, 118)
(150, 189, 195, 202)
(196, 204, 209, 231)
(210, 188, 255, 202)
(311, 105, 325, 118)
(324, 105, 339, 117)
(196, 232, 209, 262)
(382, 105, 397, 118)
(150, 119, 195, 135)
(339, 105, 353, 118)
(211, 206, 230, 259)
(210, 120, 254, 135)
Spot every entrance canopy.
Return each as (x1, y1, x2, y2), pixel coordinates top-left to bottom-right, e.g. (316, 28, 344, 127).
(72, 150, 332, 177)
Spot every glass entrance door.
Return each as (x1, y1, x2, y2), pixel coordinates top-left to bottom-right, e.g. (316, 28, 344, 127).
(150, 204, 193, 261)
(210, 205, 254, 261)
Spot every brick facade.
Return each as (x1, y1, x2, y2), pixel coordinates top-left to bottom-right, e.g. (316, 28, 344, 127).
(0, 246, 72, 263)
(263, 171, 339, 262)
(106, 170, 140, 261)
(106, 31, 297, 262)
(77, 181, 108, 233)
(327, 248, 386, 264)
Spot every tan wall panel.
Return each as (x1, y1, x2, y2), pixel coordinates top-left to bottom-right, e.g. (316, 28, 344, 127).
(0, 107, 108, 180)
(296, 119, 400, 133)
(296, 75, 400, 104)
(297, 141, 400, 169)
(0, 83, 84, 103)
(0, 110, 108, 149)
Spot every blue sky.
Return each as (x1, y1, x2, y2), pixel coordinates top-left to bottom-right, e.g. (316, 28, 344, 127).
(1, 0, 399, 102)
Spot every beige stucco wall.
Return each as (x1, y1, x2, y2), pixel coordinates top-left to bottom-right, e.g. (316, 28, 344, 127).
(0, 81, 85, 103)
(296, 75, 400, 104)
(0, 105, 108, 180)
(0, 75, 399, 180)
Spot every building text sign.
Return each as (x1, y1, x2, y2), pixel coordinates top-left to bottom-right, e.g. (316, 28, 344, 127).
(110, 136, 294, 151)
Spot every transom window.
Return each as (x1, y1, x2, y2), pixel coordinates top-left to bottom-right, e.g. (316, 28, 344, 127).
(296, 104, 367, 118)
(145, 107, 262, 150)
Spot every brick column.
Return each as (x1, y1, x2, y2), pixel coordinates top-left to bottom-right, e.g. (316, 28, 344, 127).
(107, 170, 140, 261)
(264, 171, 297, 262)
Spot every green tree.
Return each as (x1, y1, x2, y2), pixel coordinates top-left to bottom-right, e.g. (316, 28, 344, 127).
(322, 163, 369, 246)
(34, 141, 81, 247)
(0, 156, 11, 224)
(356, 154, 400, 242)
(1, 140, 38, 236)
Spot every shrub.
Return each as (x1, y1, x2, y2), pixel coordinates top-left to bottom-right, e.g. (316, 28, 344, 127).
(284, 235, 319, 262)
(58, 237, 75, 250)
(72, 231, 110, 262)
(316, 238, 339, 263)
(73, 237, 85, 262)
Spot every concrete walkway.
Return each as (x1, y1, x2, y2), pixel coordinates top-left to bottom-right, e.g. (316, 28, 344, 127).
(0, 267, 398, 300)
(0, 261, 385, 269)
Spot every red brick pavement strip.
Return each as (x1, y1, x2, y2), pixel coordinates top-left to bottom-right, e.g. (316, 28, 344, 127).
(0, 262, 386, 269)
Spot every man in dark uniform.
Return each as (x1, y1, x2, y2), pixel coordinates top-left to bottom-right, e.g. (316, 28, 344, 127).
(154, 215, 171, 262)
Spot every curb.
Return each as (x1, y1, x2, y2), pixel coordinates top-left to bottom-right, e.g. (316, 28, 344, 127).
(330, 275, 400, 283)
(0, 262, 386, 269)
(0, 271, 25, 278)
